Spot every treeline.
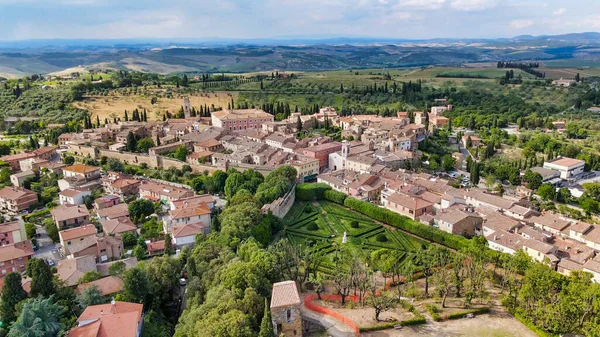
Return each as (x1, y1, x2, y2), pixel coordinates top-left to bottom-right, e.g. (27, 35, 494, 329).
(496, 61, 544, 78)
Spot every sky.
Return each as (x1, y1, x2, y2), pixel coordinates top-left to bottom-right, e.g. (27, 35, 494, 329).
(0, 0, 599, 41)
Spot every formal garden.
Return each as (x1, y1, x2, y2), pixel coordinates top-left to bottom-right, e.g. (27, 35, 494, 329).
(283, 200, 429, 275)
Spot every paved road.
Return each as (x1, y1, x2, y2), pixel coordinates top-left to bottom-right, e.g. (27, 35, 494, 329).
(33, 226, 62, 265)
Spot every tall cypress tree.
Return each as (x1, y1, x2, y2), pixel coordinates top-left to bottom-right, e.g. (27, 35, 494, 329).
(258, 299, 275, 337)
(30, 258, 55, 298)
(0, 272, 27, 325)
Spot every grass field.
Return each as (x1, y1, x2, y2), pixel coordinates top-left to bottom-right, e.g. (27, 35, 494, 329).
(73, 91, 238, 121)
(284, 201, 428, 273)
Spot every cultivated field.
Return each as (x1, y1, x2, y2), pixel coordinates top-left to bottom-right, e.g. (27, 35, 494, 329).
(73, 91, 239, 121)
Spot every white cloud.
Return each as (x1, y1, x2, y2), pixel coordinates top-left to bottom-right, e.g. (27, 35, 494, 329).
(510, 19, 534, 29)
(397, 0, 446, 10)
(553, 8, 566, 15)
(450, 0, 498, 11)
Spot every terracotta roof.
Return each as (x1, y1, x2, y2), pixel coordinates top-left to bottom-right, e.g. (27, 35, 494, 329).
(187, 151, 213, 159)
(212, 109, 272, 120)
(139, 181, 194, 200)
(0, 241, 34, 262)
(523, 239, 555, 254)
(583, 259, 600, 274)
(271, 280, 301, 308)
(486, 230, 527, 251)
(111, 178, 140, 189)
(546, 157, 585, 168)
(582, 227, 600, 244)
(76, 276, 124, 296)
(0, 152, 36, 162)
(33, 146, 57, 156)
(532, 213, 572, 231)
(483, 212, 520, 232)
(558, 259, 583, 272)
(146, 240, 166, 253)
(195, 139, 221, 148)
(171, 223, 204, 238)
(0, 186, 37, 200)
(51, 204, 90, 222)
(100, 218, 136, 235)
(435, 208, 478, 225)
(60, 189, 87, 198)
(570, 221, 594, 234)
(169, 203, 211, 220)
(64, 164, 101, 174)
(71, 301, 143, 337)
(57, 255, 97, 287)
(466, 190, 514, 209)
(0, 221, 22, 233)
(96, 203, 129, 219)
(387, 193, 433, 210)
(59, 225, 97, 241)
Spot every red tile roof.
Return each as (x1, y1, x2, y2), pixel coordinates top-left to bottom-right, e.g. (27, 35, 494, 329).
(0, 241, 34, 262)
(271, 280, 301, 308)
(59, 225, 97, 241)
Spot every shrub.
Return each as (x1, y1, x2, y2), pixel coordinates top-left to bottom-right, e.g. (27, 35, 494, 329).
(447, 307, 490, 320)
(296, 183, 331, 201)
(323, 189, 347, 204)
(350, 221, 359, 228)
(307, 222, 319, 231)
(426, 304, 442, 322)
(25, 223, 37, 239)
(376, 233, 387, 242)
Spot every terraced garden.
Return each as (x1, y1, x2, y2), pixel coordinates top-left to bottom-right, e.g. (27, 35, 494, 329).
(284, 201, 428, 273)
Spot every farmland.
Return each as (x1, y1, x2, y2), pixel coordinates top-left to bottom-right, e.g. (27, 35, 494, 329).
(283, 200, 428, 273)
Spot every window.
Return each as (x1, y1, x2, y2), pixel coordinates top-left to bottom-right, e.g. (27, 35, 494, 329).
(287, 309, 291, 322)
(67, 241, 71, 245)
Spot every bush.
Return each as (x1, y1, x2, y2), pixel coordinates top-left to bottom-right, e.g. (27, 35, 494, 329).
(25, 223, 37, 239)
(447, 307, 490, 320)
(350, 221, 359, 228)
(376, 233, 387, 242)
(426, 304, 442, 322)
(513, 312, 553, 337)
(295, 183, 331, 201)
(306, 222, 319, 231)
(323, 189, 347, 204)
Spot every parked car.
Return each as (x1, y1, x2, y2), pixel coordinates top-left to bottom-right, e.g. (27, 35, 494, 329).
(46, 258, 55, 267)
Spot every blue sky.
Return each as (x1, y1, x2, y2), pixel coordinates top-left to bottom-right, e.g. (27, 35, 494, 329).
(0, 0, 598, 40)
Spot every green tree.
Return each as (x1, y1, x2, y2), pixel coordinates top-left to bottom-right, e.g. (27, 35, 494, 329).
(123, 267, 150, 305)
(173, 145, 189, 161)
(136, 138, 155, 153)
(466, 136, 473, 148)
(77, 284, 106, 309)
(128, 198, 155, 221)
(63, 155, 75, 165)
(224, 172, 246, 198)
(29, 258, 55, 298)
(580, 198, 600, 216)
(108, 261, 127, 278)
(164, 234, 174, 256)
(126, 131, 137, 152)
(369, 290, 397, 321)
(524, 169, 543, 190)
(441, 154, 455, 172)
(296, 115, 302, 132)
(258, 299, 275, 337)
(133, 245, 147, 261)
(557, 187, 572, 203)
(0, 273, 28, 325)
(44, 221, 59, 243)
(7, 296, 65, 337)
(538, 183, 556, 201)
(105, 158, 125, 172)
(78, 271, 102, 284)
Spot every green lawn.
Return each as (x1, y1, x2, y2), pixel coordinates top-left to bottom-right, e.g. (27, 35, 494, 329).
(284, 201, 427, 272)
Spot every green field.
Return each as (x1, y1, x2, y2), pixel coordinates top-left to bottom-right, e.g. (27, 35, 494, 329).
(284, 201, 428, 273)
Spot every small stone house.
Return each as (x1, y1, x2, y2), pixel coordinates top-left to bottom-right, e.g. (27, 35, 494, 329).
(271, 280, 302, 337)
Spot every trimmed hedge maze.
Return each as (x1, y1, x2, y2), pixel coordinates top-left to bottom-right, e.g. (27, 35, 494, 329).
(284, 201, 427, 273)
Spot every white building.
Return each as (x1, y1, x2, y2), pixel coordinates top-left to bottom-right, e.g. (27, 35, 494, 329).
(59, 189, 92, 205)
(543, 157, 585, 180)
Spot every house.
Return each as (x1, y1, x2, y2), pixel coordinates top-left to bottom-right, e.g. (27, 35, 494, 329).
(76, 276, 124, 296)
(345, 154, 379, 174)
(139, 180, 194, 203)
(266, 133, 294, 149)
(51, 204, 90, 229)
(59, 225, 97, 254)
(0, 152, 36, 171)
(289, 158, 320, 182)
(104, 177, 140, 199)
(481, 212, 521, 237)
(57, 255, 97, 287)
(552, 78, 576, 87)
(68, 301, 144, 337)
(531, 213, 572, 235)
(557, 259, 583, 277)
(211, 109, 274, 130)
(171, 224, 205, 247)
(0, 186, 38, 213)
(523, 240, 559, 265)
(270, 280, 302, 337)
(433, 206, 483, 236)
(59, 227, 123, 262)
(465, 190, 514, 211)
(96, 203, 130, 221)
(146, 240, 166, 255)
(383, 192, 433, 220)
(19, 157, 48, 172)
(296, 142, 342, 169)
(187, 151, 213, 165)
(0, 241, 34, 277)
(486, 230, 527, 255)
(543, 157, 585, 180)
(583, 256, 600, 283)
(10, 170, 36, 187)
(530, 167, 560, 182)
(194, 139, 223, 153)
(59, 189, 92, 205)
(100, 218, 137, 236)
(33, 146, 57, 160)
(63, 164, 102, 181)
(96, 257, 138, 277)
(0, 221, 26, 245)
(94, 195, 120, 210)
(462, 135, 482, 148)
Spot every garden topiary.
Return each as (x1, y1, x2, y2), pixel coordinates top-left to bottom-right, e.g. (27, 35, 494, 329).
(304, 206, 313, 213)
(350, 221, 359, 228)
(376, 233, 387, 242)
(307, 222, 319, 231)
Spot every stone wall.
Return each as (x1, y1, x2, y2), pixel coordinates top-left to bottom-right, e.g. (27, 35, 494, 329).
(67, 145, 218, 174)
(272, 304, 303, 337)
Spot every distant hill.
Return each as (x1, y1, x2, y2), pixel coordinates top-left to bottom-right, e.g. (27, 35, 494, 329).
(1, 32, 600, 78)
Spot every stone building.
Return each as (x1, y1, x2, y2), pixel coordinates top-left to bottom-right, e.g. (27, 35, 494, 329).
(271, 280, 302, 337)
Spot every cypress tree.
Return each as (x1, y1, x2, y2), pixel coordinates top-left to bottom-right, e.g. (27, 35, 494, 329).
(258, 299, 275, 337)
(30, 258, 55, 298)
(0, 272, 27, 324)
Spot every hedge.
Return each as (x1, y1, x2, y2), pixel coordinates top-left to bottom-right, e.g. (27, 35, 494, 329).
(23, 209, 50, 222)
(447, 307, 490, 320)
(513, 312, 555, 337)
(342, 197, 470, 250)
(323, 189, 347, 204)
(296, 183, 331, 201)
(426, 304, 442, 321)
